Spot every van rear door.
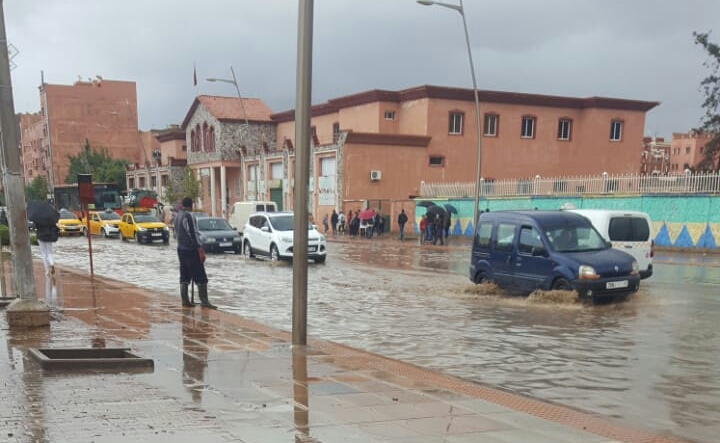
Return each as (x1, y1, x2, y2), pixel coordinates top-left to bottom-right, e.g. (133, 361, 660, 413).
(608, 215, 651, 274)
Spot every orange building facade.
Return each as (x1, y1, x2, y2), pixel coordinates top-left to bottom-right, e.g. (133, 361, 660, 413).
(175, 85, 657, 225)
(19, 79, 142, 187)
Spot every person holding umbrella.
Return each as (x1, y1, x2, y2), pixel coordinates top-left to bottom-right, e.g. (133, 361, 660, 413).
(27, 201, 60, 276)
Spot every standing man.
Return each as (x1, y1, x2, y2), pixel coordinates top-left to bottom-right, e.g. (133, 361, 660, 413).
(174, 197, 216, 309)
(330, 210, 338, 236)
(29, 202, 60, 276)
(397, 209, 408, 241)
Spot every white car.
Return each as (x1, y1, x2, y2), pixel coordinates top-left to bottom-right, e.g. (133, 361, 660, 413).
(243, 212, 327, 263)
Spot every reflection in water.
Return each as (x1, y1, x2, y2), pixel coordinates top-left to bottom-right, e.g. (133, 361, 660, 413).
(182, 311, 211, 403)
(292, 346, 309, 441)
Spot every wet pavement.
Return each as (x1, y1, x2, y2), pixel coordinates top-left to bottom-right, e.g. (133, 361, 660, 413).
(10, 235, 720, 443)
(0, 261, 691, 443)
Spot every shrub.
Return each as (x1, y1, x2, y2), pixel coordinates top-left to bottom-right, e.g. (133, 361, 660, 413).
(0, 225, 8, 246)
(30, 233, 38, 245)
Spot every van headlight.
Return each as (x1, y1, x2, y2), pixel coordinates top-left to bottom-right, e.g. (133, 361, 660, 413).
(578, 265, 600, 280)
(281, 236, 293, 243)
(631, 260, 639, 276)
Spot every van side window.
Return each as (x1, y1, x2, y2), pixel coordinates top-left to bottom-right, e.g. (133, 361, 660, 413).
(474, 222, 492, 249)
(495, 223, 516, 252)
(518, 226, 542, 254)
(256, 204, 265, 211)
(266, 205, 276, 213)
(608, 217, 649, 242)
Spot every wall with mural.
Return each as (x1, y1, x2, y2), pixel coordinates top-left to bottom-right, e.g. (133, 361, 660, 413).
(414, 195, 720, 250)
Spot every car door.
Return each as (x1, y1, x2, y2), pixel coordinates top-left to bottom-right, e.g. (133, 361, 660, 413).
(514, 224, 554, 293)
(491, 222, 517, 289)
(91, 213, 101, 235)
(256, 216, 272, 255)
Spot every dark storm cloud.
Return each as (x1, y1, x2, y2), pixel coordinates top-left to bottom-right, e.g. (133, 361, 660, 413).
(5, 0, 719, 137)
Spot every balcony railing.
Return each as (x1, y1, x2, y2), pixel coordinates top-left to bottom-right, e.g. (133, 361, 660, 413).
(420, 172, 720, 198)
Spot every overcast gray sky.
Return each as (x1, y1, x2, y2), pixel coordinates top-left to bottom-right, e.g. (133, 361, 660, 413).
(6, 0, 719, 138)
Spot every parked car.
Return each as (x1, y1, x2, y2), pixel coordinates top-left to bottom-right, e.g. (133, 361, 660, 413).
(57, 209, 84, 236)
(566, 209, 654, 279)
(82, 209, 121, 237)
(243, 212, 326, 263)
(229, 201, 277, 234)
(119, 210, 170, 244)
(196, 217, 242, 254)
(469, 210, 640, 301)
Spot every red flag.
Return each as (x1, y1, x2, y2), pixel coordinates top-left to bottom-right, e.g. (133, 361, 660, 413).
(193, 64, 197, 86)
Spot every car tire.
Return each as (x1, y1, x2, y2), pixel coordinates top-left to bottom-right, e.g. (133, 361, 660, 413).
(121, 232, 127, 241)
(82, 227, 88, 236)
(163, 237, 169, 245)
(551, 278, 573, 291)
(135, 232, 143, 244)
(313, 256, 326, 264)
(474, 271, 491, 284)
(270, 244, 280, 261)
(101, 228, 107, 238)
(234, 245, 242, 255)
(243, 240, 254, 258)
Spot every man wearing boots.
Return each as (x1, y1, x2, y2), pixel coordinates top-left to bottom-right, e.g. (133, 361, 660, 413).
(174, 197, 217, 309)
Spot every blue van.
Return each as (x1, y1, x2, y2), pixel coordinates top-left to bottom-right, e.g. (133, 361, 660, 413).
(469, 211, 640, 299)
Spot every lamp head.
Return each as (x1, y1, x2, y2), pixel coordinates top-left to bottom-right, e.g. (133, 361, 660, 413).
(417, 0, 434, 4)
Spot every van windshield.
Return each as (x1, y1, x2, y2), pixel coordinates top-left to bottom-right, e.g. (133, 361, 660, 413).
(545, 225, 607, 252)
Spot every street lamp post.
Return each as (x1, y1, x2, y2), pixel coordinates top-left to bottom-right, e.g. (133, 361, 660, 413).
(206, 67, 253, 217)
(417, 0, 483, 228)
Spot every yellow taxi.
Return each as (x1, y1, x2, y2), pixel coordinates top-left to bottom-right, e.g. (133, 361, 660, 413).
(119, 210, 170, 244)
(82, 209, 121, 238)
(57, 209, 84, 236)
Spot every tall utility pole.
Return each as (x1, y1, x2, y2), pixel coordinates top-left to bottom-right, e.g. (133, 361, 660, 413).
(0, 0, 50, 327)
(292, 0, 314, 346)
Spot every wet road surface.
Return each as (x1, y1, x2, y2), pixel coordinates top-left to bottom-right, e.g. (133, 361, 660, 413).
(36, 235, 720, 443)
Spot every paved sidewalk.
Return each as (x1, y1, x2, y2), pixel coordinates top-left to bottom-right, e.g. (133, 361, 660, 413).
(0, 263, 692, 443)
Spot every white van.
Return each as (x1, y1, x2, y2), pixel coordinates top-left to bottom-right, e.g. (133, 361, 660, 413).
(567, 209, 654, 279)
(229, 201, 277, 234)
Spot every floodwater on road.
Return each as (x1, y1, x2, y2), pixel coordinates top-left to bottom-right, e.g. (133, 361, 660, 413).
(43, 236, 720, 443)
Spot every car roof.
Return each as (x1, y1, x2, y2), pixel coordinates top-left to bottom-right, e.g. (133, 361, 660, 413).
(479, 210, 591, 228)
(250, 211, 292, 217)
(566, 209, 651, 218)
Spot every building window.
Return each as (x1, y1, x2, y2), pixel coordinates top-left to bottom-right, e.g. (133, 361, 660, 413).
(521, 116, 536, 139)
(129, 178, 135, 189)
(139, 177, 146, 188)
(161, 175, 168, 187)
(483, 114, 498, 137)
(449, 112, 464, 135)
(384, 110, 396, 121)
(151, 176, 157, 188)
(685, 146, 691, 154)
(558, 118, 572, 141)
(332, 122, 340, 143)
(610, 120, 623, 141)
(429, 156, 445, 166)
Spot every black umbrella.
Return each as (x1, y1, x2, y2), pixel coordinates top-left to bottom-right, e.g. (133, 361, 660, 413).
(417, 201, 437, 208)
(27, 201, 59, 226)
(443, 203, 458, 214)
(426, 204, 447, 221)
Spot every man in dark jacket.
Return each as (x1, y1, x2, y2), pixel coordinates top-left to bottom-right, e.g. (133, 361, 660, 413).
(30, 203, 60, 276)
(397, 209, 408, 241)
(174, 197, 216, 309)
(330, 210, 339, 236)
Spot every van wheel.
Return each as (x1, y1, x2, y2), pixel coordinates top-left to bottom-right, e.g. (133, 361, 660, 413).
(474, 271, 490, 284)
(101, 228, 107, 238)
(243, 240, 254, 258)
(270, 244, 280, 261)
(552, 278, 573, 291)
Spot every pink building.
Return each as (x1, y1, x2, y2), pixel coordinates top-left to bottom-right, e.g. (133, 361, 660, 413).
(19, 78, 142, 187)
(170, 85, 657, 224)
(669, 132, 715, 173)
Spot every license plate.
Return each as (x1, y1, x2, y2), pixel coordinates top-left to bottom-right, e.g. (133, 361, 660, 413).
(606, 280, 628, 289)
(308, 246, 317, 252)
(152, 233, 162, 237)
(219, 242, 231, 247)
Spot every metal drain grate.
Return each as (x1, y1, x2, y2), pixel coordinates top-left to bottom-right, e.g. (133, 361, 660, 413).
(29, 347, 154, 371)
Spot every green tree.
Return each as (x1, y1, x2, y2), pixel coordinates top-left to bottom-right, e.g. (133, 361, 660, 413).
(693, 31, 720, 172)
(164, 166, 201, 207)
(65, 139, 130, 191)
(25, 176, 50, 202)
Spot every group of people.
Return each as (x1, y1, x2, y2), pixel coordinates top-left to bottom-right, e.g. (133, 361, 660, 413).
(419, 212, 451, 245)
(323, 209, 387, 238)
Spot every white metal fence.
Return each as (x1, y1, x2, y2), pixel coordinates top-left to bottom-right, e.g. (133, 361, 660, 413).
(420, 173, 720, 198)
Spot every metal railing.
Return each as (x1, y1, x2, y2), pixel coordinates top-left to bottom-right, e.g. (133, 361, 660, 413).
(420, 172, 720, 198)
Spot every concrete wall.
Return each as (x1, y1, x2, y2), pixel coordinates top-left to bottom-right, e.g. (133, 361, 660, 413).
(414, 195, 720, 250)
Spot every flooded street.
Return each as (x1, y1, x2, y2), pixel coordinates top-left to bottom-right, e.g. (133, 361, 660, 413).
(42, 236, 720, 443)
